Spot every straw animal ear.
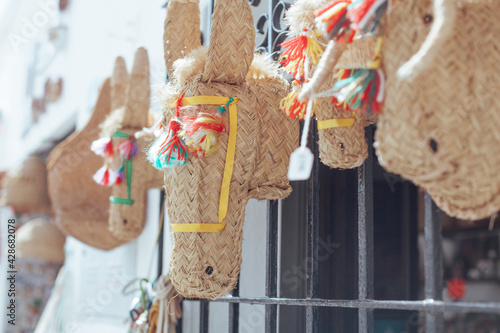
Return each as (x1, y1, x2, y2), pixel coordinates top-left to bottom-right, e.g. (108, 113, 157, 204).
(397, 0, 457, 80)
(164, 0, 201, 79)
(202, 0, 255, 84)
(111, 57, 128, 111)
(122, 47, 150, 129)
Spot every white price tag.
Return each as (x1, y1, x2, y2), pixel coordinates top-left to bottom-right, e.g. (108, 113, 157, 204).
(288, 147, 314, 181)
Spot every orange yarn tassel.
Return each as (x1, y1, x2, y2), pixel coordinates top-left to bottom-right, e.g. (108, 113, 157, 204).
(280, 81, 316, 120)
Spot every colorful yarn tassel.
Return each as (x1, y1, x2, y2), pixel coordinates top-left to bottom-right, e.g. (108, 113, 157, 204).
(178, 113, 226, 158)
(280, 81, 316, 120)
(152, 119, 188, 169)
(280, 31, 324, 79)
(117, 136, 139, 159)
(332, 68, 384, 114)
(315, 0, 352, 40)
(347, 0, 388, 34)
(111, 166, 124, 185)
(91, 137, 114, 158)
(148, 94, 188, 169)
(93, 164, 112, 186)
(218, 97, 234, 113)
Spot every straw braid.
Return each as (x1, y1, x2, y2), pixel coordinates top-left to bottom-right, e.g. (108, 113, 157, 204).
(201, 0, 255, 84)
(163, 0, 201, 79)
(375, 0, 500, 220)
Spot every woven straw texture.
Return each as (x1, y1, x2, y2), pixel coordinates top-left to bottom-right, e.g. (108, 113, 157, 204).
(335, 35, 379, 70)
(375, 0, 500, 220)
(108, 48, 164, 242)
(316, 77, 369, 169)
(163, 0, 297, 299)
(164, 0, 201, 79)
(47, 58, 128, 250)
(17, 218, 65, 264)
(201, 0, 255, 85)
(285, 0, 372, 169)
(3, 156, 51, 214)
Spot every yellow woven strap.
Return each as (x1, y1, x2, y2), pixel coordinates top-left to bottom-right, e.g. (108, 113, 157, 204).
(170, 223, 226, 233)
(317, 117, 355, 130)
(169, 96, 240, 233)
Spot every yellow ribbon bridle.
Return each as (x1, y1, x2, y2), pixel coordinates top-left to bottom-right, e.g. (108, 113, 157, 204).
(169, 96, 239, 233)
(317, 112, 356, 130)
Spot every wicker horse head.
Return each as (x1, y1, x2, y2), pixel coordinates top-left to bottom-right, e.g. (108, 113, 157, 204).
(374, 0, 500, 220)
(101, 48, 164, 242)
(155, 0, 297, 299)
(47, 57, 127, 250)
(283, 0, 375, 169)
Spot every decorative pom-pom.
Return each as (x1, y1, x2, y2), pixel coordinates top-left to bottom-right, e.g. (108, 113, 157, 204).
(111, 166, 124, 185)
(117, 136, 139, 159)
(93, 165, 111, 186)
(147, 94, 189, 169)
(280, 81, 316, 120)
(315, 0, 352, 40)
(178, 113, 226, 158)
(347, 0, 388, 34)
(91, 137, 114, 157)
(218, 97, 235, 114)
(147, 119, 188, 169)
(279, 31, 325, 79)
(332, 68, 384, 114)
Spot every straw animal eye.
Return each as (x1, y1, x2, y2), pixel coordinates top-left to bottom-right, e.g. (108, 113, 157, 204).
(205, 266, 214, 275)
(423, 14, 433, 25)
(429, 139, 438, 153)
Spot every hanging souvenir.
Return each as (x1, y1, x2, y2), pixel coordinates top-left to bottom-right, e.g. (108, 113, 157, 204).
(2, 155, 52, 215)
(304, 0, 500, 220)
(148, 0, 298, 299)
(373, 0, 500, 220)
(281, 0, 378, 171)
(47, 57, 127, 250)
(147, 275, 183, 333)
(93, 48, 164, 242)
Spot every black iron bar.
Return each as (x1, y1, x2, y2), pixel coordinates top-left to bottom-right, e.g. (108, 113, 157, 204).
(200, 301, 209, 333)
(357, 126, 375, 333)
(229, 282, 240, 333)
(209, 297, 500, 313)
(158, 190, 165, 278)
(265, 201, 279, 333)
(424, 192, 444, 332)
(306, 118, 320, 333)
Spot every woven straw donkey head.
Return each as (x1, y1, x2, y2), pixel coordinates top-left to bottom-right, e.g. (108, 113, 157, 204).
(102, 48, 164, 241)
(374, 0, 500, 220)
(157, 0, 297, 299)
(283, 0, 375, 169)
(47, 57, 129, 250)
